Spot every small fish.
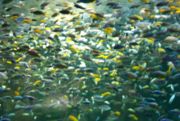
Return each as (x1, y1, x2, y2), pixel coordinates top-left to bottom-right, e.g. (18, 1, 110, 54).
(0, 87, 5, 93)
(53, 63, 67, 69)
(24, 95, 35, 101)
(129, 15, 143, 21)
(169, 109, 180, 115)
(77, 0, 96, 3)
(74, 3, 86, 9)
(31, 10, 45, 15)
(75, 26, 86, 31)
(156, 1, 169, 7)
(2, 0, 13, 4)
(40, 2, 49, 9)
(113, 44, 124, 49)
(104, 27, 114, 34)
(14, 96, 24, 100)
(169, 94, 176, 104)
(27, 49, 40, 57)
(69, 115, 78, 121)
(130, 4, 141, 9)
(4, 7, 13, 11)
(23, 18, 33, 23)
(151, 90, 166, 96)
(106, 2, 122, 9)
(33, 28, 43, 34)
(129, 114, 139, 121)
(144, 97, 156, 102)
(51, 13, 59, 17)
(0, 117, 11, 121)
(52, 28, 63, 32)
(159, 118, 173, 121)
(1, 22, 10, 28)
(152, 71, 167, 78)
(128, 0, 133, 2)
(125, 72, 138, 79)
(60, 9, 71, 14)
(140, 0, 150, 4)
(90, 13, 104, 21)
(170, 73, 180, 80)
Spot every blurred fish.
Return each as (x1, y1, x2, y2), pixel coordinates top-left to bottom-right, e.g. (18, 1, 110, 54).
(90, 12, 104, 21)
(170, 73, 180, 80)
(77, 0, 96, 3)
(140, 0, 150, 4)
(129, 15, 144, 21)
(1, 22, 10, 28)
(4, 7, 13, 11)
(40, 2, 49, 9)
(2, 0, 13, 4)
(169, 108, 180, 115)
(130, 3, 141, 9)
(0, 117, 11, 121)
(151, 71, 167, 78)
(27, 49, 40, 57)
(113, 44, 124, 49)
(159, 118, 173, 121)
(24, 95, 36, 101)
(151, 90, 166, 96)
(31, 10, 45, 15)
(60, 9, 71, 14)
(169, 94, 176, 104)
(69, 115, 78, 121)
(106, 2, 122, 9)
(51, 12, 59, 17)
(74, 3, 86, 9)
(156, 1, 170, 7)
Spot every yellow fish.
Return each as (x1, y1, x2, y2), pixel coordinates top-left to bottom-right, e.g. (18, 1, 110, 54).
(33, 28, 43, 34)
(69, 115, 78, 121)
(141, 0, 150, 3)
(104, 27, 114, 34)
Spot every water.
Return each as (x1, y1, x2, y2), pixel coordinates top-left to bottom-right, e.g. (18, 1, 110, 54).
(0, 0, 180, 121)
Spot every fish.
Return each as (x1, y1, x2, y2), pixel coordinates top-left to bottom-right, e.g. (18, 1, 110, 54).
(113, 44, 124, 49)
(1, 22, 10, 28)
(27, 49, 40, 57)
(23, 95, 35, 101)
(31, 10, 45, 15)
(106, 2, 122, 9)
(130, 3, 141, 9)
(169, 94, 176, 104)
(2, 0, 13, 4)
(60, 9, 71, 14)
(0, 117, 11, 121)
(156, 1, 170, 7)
(69, 115, 78, 121)
(169, 108, 180, 115)
(170, 73, 180, 80)
(90, 12, 105, 21)
(129, 15, 144, 21)
(4, 7, 13, 11)
(77, 0, 96, 3)
(40, 2, 49, 9)
(151, 71, 167, 78)
(140, 0, 151, 4)
(74, 3, 86, 9)
(151, 90, 166, 96)
(159, 118, 173, 121)
(0, 87, 6, 93)
(51, 12, 59, 17)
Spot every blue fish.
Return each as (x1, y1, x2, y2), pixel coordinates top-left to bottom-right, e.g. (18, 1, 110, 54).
(159, 118, 173, 121)
(16, 17, 24, 23)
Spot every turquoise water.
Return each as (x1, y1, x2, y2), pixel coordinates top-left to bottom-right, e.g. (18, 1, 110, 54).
(0, 0, 180, 121)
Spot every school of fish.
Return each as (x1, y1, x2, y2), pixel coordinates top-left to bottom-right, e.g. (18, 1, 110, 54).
(0, 0, 179, 121)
